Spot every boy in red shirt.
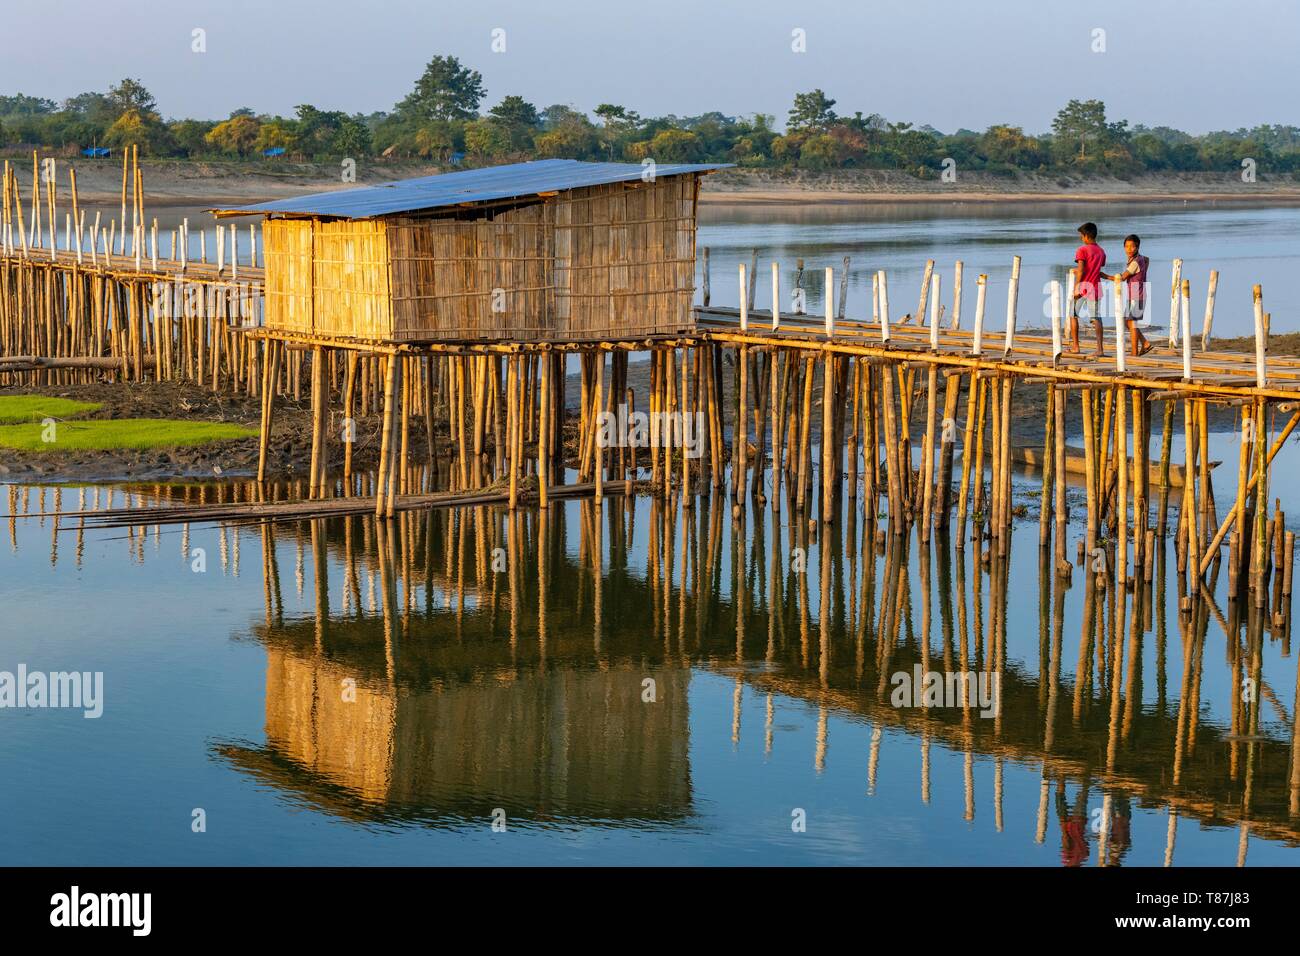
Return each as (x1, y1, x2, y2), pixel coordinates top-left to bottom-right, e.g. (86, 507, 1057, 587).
(1070, 222, 1106, 356)
(1102, 233, 1153, 356)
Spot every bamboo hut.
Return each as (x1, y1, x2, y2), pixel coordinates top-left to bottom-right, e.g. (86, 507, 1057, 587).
(213, 159, 727, 344)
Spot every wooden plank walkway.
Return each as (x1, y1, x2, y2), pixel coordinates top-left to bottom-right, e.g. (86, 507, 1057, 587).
(695, 305, 1300, 401)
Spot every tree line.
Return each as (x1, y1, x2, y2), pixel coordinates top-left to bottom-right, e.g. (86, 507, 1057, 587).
(2, 57, 1298, 177)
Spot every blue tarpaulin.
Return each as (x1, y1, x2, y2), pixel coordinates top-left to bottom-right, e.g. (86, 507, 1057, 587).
(81, 147, 110, 158)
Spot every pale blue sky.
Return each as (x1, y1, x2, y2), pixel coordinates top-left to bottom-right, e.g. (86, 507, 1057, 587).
(5, 0, 1296, 133)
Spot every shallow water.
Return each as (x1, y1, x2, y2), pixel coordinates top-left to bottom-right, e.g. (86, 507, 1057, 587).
(2, 439, 1298, 865)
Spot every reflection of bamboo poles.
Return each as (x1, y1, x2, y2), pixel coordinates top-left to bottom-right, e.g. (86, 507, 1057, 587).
(1203, 410, 1300, 578)
(15, 404, 1300, 851)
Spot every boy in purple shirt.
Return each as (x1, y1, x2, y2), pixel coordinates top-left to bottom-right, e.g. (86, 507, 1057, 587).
(1101, 233, 1153, 356)
(1070, 222, 1106, 356)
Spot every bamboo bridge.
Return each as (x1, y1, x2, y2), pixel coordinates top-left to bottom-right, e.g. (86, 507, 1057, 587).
(2, 154, 1297, 617)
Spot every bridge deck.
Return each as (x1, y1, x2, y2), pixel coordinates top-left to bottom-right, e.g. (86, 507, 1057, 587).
(695, 305, 1300, 401)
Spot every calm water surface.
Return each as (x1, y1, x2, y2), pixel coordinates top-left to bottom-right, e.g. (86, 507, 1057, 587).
(4, 201, 1300, 866)
(2, 433, 1299, 866)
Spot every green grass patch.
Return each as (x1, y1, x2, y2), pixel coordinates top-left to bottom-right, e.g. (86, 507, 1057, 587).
(0, 395, 103, 424)
(0, 418, 257, 452)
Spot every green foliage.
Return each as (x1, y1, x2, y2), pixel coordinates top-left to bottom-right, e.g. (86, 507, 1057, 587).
(0, 418, 257, 453)
(292, 105, 372, 157)
(535, 125, 598, 159)
(0, 93, 57, 116)
(798, 133, 847, 169)
(4, 64, 1297, 176)
(1049, 98, 1130, 167)
(253, 117, 299, 154)
(531, 105, 600, 159)
(394, 55, 485, 123)
(105, 78, 158, 118)
(464, 117, 512, 158)
(978, 125, 1047, 170)
(788, 89, 837, 133)
(634, 129, 702, 163)
(168, 119, 217, 155)
(488, 96, 541, 151)
(0, 396, 102, 425)
(205, 115, 262, 156)
(104, 108, 170, 155)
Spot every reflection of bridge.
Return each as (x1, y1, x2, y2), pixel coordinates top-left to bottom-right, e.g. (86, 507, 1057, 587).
(191, 491, 1300, 857)
(11, 477, 1299, 853)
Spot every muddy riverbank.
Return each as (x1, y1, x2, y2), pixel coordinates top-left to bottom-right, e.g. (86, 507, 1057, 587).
(0, 381, 399, 483)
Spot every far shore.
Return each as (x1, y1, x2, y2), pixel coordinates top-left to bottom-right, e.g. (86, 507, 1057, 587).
(23, 156, 1299, 208)
(697, 188, 1300, 205)
(85, 186, 1300, 210)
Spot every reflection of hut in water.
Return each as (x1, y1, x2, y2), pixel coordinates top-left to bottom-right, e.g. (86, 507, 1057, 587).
(220, 614, 692, 826)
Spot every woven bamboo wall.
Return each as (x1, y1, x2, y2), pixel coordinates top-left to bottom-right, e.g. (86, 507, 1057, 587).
(261, 219, 314, 334)
(387, 173, 700, 344)
(262, 218, 393, 339)
(388, 200, 551, 342)
(263, 173, 701, 344)
(553, 176, 698, 340)
(313, 219, 392, 339)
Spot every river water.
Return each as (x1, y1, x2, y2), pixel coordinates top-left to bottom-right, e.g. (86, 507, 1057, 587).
(2, 202, 1299, 866)
(698, 201, 1300, 339)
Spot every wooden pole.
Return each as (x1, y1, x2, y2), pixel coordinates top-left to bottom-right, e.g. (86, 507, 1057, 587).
(935, 370, 960, 526)
(1082, 388, 1099, 556)
(342, 351, 358, 481)
(1253, 285, 1267, 388)
(1200, 270, 1219, 351)
(956, 372, 978, 541)
(877, 271, 891, 342)
(539, 352, 550, 508)
(1050, 280, 1063, 365)
(1182, 397, 1199, 593)
(593, 351, 603, 507)
(915, 259, 934, 328)
(375, 356, 396, 518)
(821, 353, 835, 521)
(951, 260, 963, 329)
(509, 355, 522, 509)
(1117, 386, 1129, 587)
(257, 340, 277, 483)
(1054, 384, 1068, 572)
(682, 345, 693, 506)
(825, 266, 835, 336)
(770, 262, 781, 332)
(735, 345, 748, 505)
(1002, 256, 1021, 357)
(771, 347, 785, 510)
(1168, 258, 1183, 348)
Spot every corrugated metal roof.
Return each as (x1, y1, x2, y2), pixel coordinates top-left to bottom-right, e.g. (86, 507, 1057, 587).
(213, 159, 731, 219)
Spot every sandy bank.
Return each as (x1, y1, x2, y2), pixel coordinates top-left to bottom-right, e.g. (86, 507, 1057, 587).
(29, 158, 1300, 208)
